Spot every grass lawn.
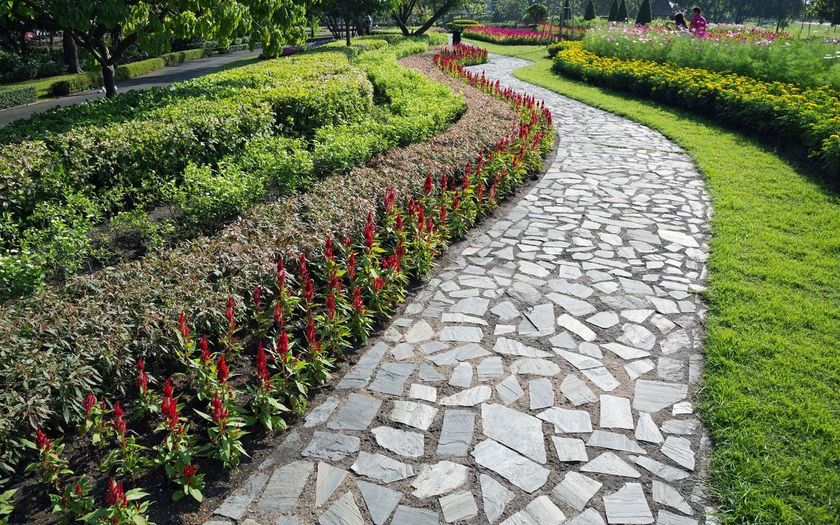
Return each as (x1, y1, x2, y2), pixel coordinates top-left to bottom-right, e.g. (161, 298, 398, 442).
(0, 72, 95, 98)
(466, 39, 840, 525)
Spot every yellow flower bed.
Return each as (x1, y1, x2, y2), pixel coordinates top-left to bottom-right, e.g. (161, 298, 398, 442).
(553, 42, 840, 173)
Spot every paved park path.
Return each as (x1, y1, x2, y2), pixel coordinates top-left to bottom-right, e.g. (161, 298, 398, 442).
(205, 54, 715, 525)
(0, 49, 261, 126)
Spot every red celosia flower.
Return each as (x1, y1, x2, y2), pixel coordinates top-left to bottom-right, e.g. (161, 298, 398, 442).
(277, 329, 290, 359)
(256, 342, 270, 388)
(225, 297, 236, 332)
(324, 237, 334, 261)
(177, 311, 190, 340)
(395, 213, 403, 232)
(373, 276, 385, 294)
(364, 212, 375, 250)
(83, 392, 97, 418)
(273, 300, 284, 327)
(476, 182, 485, 201)
(105, 479, 127, 508)
(136, 358, 149, 393)
(306, 317, 317, 347)
(347, 252, 357, 279)
(216, 355, 229, 383)
(183, 465, 198, 483)
(199, 335, 211, 363)
(276, 258, 286, 290)
(113, 402, 126, 437)
(252, 285, 263, 310)
(326, 293, 336, 320)
(34, 428, 51, 452)
(298, 252, 309, 280)
(303, 276, 314, 304)
(352, 288, 364, 312)
(439, 204, 447, 223)
(163, 377, 173, 399)
(424, 173, 433, 195)
(74, 482, 82, 495)
(211, 394, 228, 425)
(440, 173, 448, 191)
(343, 237, 352, 247)
(384, 187, 396, 212)
(396, 241, 406, 262)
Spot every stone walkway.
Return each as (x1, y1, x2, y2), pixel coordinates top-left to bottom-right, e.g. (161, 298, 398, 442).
(206, 54, 714, 525)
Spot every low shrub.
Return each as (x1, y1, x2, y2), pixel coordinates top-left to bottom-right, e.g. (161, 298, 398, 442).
(160, 48, 213, 66)
(0, 86, 37, 110)
(115, 58, 166, 80)
(552, 42, 840, 174)
(448, 19, 482, 31)
(49, 73, 101, 96)
(0, 48, 65, 84)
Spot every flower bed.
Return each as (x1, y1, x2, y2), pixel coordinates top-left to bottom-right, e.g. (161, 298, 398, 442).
(0, 37, 462, 300)
(1, 46, 554, 523)
(463, 25, 556, 45)
(583, 23, 840, 90)
(552, 42, 840, 174)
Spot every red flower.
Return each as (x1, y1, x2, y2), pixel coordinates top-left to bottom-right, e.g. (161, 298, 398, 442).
(256, 342, 270, 387)
(177, 311, 190, 340)
(395, 213, 403, 232)
(439, 204, 447, 223)
(273, 300, 284, 327)
(298, 252, 309, 280)
(135, 365, 148, 393)
(74, 482, 82, 495)
(373, 276, 385, 294)
(306, 317, 318, 348)
(211, 394, 228, 425)
(326, 293, 336, 320)
(343, 237, 352, 247)
(276, 258, 286, 290)
(440, 173, 448, 191)
(352, 288, 364, 312)
(364, 212, 375, 250)
(303, 276, 315, 304)
(277, 329, 290, 359)
(113, 401, 125, 418)
(83, 392, 97, 418)
(329, 268, 341, 293)
(182, 464, 198, 483)
(199, 336, 211, 363)
(105, 479, 127, 508)
(216, 355, 229, 383)
(384, 187, 396, 212)
(113, 402, 126, 437)
(347, 252, 357, 279)
(324, 237, 334, 261)
(34, 428, 51, 452)
(162, 377, 173, 399)
(225, 297, 236, 332)
(252, 285, 263, 310)
(136, 357, 145, 373)
(424, 172, 434, 195)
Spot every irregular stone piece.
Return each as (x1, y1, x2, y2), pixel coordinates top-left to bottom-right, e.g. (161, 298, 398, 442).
(618, 324, 656, 351)
(588, 311, 619, 329)
(558, 314, 597, 341)
(603, 483, 654, 524)
(471, 439, 550, 493)
(482, 403, 547, 463)
(636, 413, 664, 444)
(405, 320, 434, 343)
(449, 362, 473, 388)
(351, 452, 415, 483)
(390, 505, 439, 525)
(600, 395, 635, 429)
(496, 375, 525, 404)
(478, 356, 504, 380)
(557, 350, 620, 391)
(561, 375, 597, 406)
(357, 480, 401, 525)
(327, 393, 382, 431)
(603, 343, 651, 360)
(661, 436, 695, 471)
(519, 304, 556, 336)
(318, 492, 363, 525)
(633, 380, 688, 413)
(661, 419, 700, 435)
(548, 293, 597, 316)
(255, 461, 314, 515)
(581, 452, 641, 478)
(389, 400, 438, 430)
(440, 326, 483, 342)
(655, 510, 698, 525)
(440, 385, 491, 406)
(538, 407, 593, 433)
(567, 508, 607, 525)
(390, 343, 414, 361)
(409, 383, 437, 403)
(371, 426, 424, 458)
(440, 491, 479, 522)
(451, 297, 490, 316)
(500, 495, 566, 525)
(214, 471, 269, 520)
(529, 378, 555, 409)
(337, 342, 388, 389)
(494, 337, 553, 357)
(368, 363, 415, 396)
(553, 471, 603, 511)
(437, 410, 476, 456)
(480, 474, 515, 523)
(511, 358, 561, 376)
(587, 430, 646, 454)
(305, 396, 340, 428)
(652, 480, 693, 515)
(302, 432, 361, 461)
(492, 300, 520, 320)
(633, 457, 690, 482)
(552, 436, 588, 462)
(315, 462, 348, 507)
(411, 461, 469, 498)
(419, 362, 445, 381)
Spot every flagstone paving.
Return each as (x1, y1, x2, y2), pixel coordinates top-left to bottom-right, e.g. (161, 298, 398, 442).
(205, 53, 715, 525)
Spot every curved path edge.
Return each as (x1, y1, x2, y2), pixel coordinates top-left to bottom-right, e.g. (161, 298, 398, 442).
(204, 53, 715, 525)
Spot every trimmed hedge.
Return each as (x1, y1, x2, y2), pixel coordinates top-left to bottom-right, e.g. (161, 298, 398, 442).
(115, 57, 166, 80)
(0, 86, 36, 109)
(160, 48, 213, 66)
(49, 73, 101, 96)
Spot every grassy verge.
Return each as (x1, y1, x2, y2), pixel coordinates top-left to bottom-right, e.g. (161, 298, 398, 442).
(466, 39, 840, 525)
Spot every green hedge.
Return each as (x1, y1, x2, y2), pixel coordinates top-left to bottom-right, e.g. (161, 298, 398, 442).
(0, 86, 36, 109)
(160, 48, 213, 66)
(115, 57, 166, 80)
(49, 73, 101, 96)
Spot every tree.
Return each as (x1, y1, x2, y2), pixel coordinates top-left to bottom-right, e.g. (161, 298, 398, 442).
(585, 0, 597, 20)
(812, 0, 840, 24)
(526, 3, 550, 25)
(392, 0, 462, 36)
(562, 0, 572, 21)
(617, 0, 629, 21)
(62, 31, 81, 74)
(608, 0, 619, 20)
(0, 0, 308, 97)
(324, 0, 399, 45)
(492, 0, 529, 22)
(635, 0, 652, 24)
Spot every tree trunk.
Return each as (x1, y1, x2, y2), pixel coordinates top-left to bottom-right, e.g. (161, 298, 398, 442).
(392, 12, 412, 36)
(63, 32, 82, 74)
(414, 0, 458, 35)
(101, 63, 117, 97)
(345, 17, 351, 46)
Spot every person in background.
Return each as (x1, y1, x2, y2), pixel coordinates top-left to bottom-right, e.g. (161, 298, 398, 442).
(689, 6, 707, 36)
(674, 12, 688, 31)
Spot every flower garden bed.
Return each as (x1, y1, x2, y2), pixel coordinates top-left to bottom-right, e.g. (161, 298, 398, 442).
(463, 25, 556, 45)
(1, 44, 555, 524)
(552, 41, 840, 175)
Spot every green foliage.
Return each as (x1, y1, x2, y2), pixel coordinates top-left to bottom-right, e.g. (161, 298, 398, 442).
(635, 0, 652, 25)
(448, 19, 482, 31)
(616, 0, 628, 21)
(0, 87, 36, 110)
(160, 48, 213, 66)
(115, 58, 166, 81)
(526, 3, 549, 24)
(49, 73, 101, 96)
(584, 0, 596, 21)
(607, 0, 619, 20)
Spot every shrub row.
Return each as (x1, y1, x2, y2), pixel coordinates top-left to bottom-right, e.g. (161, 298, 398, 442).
(160, 48, 213, 66)
(552, 42, 840, 174)
(49, 73, 102, 96)
(115, 58, 166, 81)
(463, 25, 556, 45)
(0, 43, 551, 490)
(0, 86, 37, 110)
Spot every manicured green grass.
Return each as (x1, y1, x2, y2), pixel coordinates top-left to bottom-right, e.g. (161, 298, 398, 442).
(467, 39, 840, 525)
(0, 71, 95, 98)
